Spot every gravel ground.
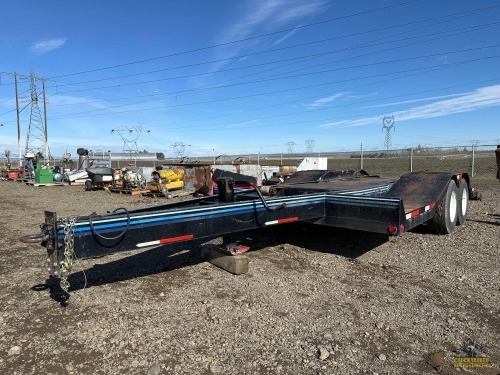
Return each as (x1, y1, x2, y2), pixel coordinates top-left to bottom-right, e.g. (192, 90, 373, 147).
(0, 179, 499, 375)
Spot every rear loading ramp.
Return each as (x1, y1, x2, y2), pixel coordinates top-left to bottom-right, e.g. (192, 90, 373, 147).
(382, 172, 469, 232)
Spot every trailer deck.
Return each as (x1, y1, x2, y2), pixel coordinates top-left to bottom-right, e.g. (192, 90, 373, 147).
(21, 170, 476, 300)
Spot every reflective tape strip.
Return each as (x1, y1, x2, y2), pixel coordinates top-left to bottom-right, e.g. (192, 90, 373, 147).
(137, 234, 194, 248)
(264, 217, 299, 226)
(425, 202, 436, 211)
(405, 203, 436, 220)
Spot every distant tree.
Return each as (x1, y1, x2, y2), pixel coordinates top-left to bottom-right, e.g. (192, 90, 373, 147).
(156, 152, 165, 160)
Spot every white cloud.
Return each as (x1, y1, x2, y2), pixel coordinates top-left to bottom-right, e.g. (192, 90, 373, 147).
(29, 38, 67, 54)
(226, 119, 260, 129)
(319, 85, 500, 128)
(356, 93, 464, 109)
(212, 0, 328, 70)
(273, 28, 300, 46)
(308, 93, 345, 109)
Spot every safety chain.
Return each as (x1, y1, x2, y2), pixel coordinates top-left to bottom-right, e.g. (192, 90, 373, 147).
(59, 218, 75, 293)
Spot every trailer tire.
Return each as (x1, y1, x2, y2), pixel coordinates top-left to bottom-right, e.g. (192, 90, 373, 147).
(428, 180, 458, 234)
(85, 179, 92, 191)
(457, 179, 468, 225)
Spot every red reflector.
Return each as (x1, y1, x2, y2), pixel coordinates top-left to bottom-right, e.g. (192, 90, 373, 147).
(400, 224, 405, 233)
(387, 225, 398, 235)
(277, 217, 299, 224)
(410, 209, 420, 218)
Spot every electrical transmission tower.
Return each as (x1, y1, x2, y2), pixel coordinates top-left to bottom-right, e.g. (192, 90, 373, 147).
(111, 125, 150, 160)
(286, 141, 296, 154)
(24, 72, 49, 160)
(305, 139, 315, 154)
(170, 142, 189, 160)
(382, 115, 395, 153)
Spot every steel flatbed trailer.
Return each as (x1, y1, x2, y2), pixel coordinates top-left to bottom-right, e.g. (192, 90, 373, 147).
(21, 170, 477, 301)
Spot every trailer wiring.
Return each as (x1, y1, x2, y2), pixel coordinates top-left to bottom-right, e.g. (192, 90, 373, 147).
(250, 183, 286, 212)
(88, 207, 131, 246)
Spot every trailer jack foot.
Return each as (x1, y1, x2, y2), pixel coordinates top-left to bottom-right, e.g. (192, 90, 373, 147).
(200, 244, 249, 275)
(221, 243, 250, 255)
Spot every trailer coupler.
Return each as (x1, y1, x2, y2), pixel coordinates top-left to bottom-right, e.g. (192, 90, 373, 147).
(19, 231, 50, 244)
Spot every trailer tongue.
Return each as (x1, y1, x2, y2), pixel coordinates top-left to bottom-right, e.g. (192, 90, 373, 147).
(21, 170, 476, 301)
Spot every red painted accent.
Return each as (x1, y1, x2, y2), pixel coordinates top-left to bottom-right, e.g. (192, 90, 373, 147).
(159, 234, 194, 244)
(277, 217, 299, 224)
(410, 209, 420, 218)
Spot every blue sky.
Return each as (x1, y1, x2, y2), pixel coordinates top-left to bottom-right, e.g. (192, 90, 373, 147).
(1, 0, 499, 159)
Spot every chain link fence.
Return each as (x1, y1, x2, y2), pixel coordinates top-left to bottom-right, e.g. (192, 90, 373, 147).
(344, 144, 497, 178)
(254, 144, 499, 179)
(1, 145, 498, 180)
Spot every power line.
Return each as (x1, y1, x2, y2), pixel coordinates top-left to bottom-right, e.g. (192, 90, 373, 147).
(40, 15, 500, 127)
(48, 0, 420, 79)
(46, 54, 500, 123)
(41, 4, 499, 123)
(54, 21, 500, 95)
(48, 45, 500, 119)
(51, 4, 500, 89)
(147, 55, 499, 128)
(46, 37, 500, 114)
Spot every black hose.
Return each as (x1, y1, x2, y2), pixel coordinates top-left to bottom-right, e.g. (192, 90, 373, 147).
(89, 207, 130, 244)
(250, 183, 286, 212)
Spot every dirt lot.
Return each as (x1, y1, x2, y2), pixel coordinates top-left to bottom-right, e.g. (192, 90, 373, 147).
(0, 178, 499, 375)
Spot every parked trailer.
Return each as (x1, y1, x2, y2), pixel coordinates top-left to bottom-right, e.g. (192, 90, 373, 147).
(21, 170, 477, 302)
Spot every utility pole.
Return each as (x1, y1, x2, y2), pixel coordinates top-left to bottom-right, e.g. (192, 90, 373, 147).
(111, 125, 150, 165)
(1, 71, 52, 164)
(360, 143, 364, 170)
(382, 115, 395, 154)
(286, 141, 296, 154)
(14, 73, 21, 166)
(305, 139, 315, 154)
(170, 142, 190, 161)
(24, 72, 48, 160)
(42, 78, 49, 161)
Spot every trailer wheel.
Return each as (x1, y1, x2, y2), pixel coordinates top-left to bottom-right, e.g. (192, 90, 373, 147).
(428, 180, 458, 234)
(457, 179, 468, 225)
(85, 179, 92, 191)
